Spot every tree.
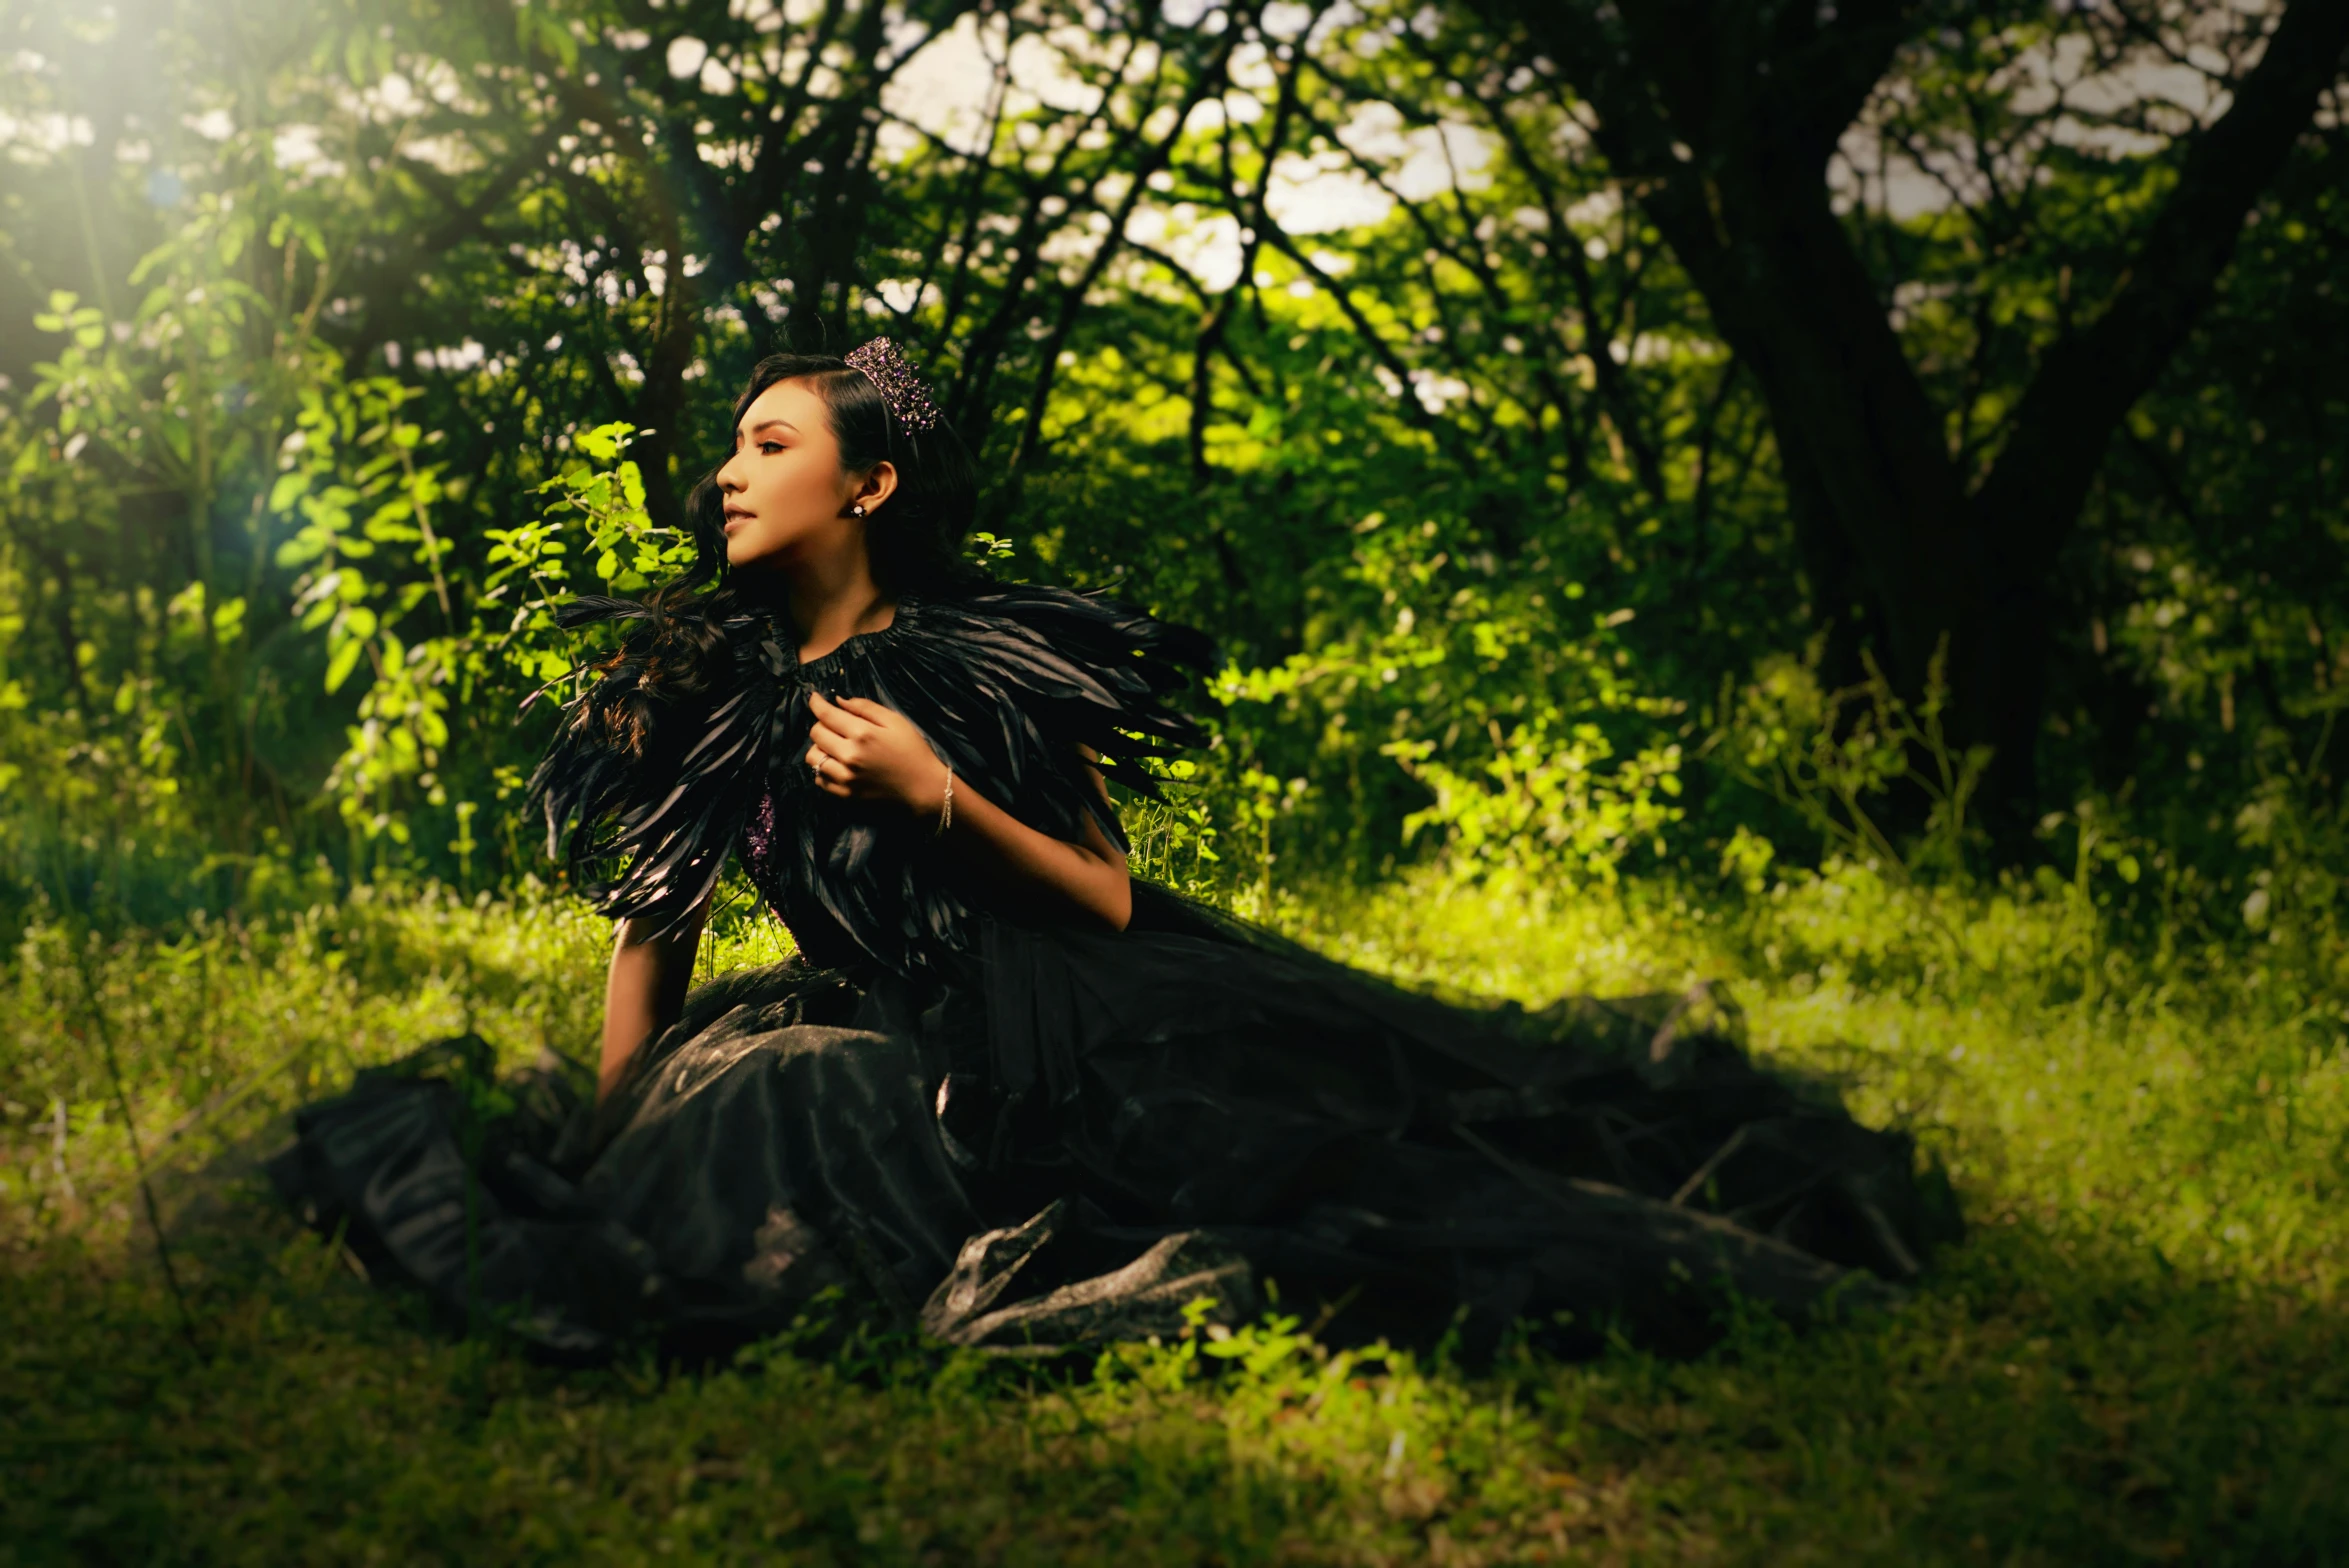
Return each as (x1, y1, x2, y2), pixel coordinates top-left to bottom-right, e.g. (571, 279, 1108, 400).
(1463, 0, 2349, 841)
(0, 0, 1282, 874)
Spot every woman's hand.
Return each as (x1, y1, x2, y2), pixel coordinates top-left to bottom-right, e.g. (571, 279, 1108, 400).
(805, 691, 951, 818)
(809, 692, 1130, 929)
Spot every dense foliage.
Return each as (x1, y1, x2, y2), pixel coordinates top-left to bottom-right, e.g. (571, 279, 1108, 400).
(4, 0, 2344, 928)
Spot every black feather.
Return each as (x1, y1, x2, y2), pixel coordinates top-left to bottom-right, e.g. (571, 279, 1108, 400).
(528, 584, 1215, 977)
(527, 598, 789, 936)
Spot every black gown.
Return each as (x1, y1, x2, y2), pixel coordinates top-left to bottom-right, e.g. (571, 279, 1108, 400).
(271, 586, 1958, 1362)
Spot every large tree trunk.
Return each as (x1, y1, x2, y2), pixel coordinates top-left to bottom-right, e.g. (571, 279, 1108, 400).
(1477, 0, 2349, 847)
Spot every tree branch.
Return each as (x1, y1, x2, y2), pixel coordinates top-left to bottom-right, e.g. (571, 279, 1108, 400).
(1974, 0, 2349, 568)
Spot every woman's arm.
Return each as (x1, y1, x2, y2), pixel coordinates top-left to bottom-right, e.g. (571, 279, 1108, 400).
(805, 691, 1130, 931)
(600, 901, 710, 1101)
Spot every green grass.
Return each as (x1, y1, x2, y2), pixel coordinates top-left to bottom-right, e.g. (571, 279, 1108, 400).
(5, 866, 2347, 1564)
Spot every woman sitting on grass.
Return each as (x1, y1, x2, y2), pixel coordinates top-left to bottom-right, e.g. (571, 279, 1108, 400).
(273, 339, 1957, 1362)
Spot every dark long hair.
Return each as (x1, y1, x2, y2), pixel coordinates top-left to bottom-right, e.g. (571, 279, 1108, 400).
(557, 347, 985, 757)
(675, 351, 983, 601)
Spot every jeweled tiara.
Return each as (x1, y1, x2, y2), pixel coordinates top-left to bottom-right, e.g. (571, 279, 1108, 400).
(843, 337, 942, 433)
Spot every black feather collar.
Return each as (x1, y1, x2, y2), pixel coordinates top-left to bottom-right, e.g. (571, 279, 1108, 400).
(530, 583, 1215, 981)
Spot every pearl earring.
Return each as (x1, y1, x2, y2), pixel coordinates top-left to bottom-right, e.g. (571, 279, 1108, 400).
(851, 504, 867, 518)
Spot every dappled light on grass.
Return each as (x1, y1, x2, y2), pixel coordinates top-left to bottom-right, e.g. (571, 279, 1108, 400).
(7, 868, 2347, 1562)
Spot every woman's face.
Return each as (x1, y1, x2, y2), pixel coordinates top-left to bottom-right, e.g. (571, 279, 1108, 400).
(713, 378, 892, 571)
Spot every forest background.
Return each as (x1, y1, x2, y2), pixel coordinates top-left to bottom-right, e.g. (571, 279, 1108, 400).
(6, 0, 2349, 1562)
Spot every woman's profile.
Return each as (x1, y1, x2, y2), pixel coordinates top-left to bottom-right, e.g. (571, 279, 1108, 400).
(272, 339, 1957, 1362)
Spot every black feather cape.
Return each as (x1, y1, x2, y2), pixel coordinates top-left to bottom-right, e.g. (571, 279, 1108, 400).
(528, 583, 1216, 982)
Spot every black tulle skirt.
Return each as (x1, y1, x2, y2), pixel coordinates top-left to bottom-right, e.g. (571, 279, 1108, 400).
(269, 887, 1960, 1362)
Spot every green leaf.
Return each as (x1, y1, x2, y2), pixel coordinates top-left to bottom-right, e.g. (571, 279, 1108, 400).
(324, 636, 365, 693)
(276, 533, 328, 568)
(363, 515, 422, 545)
(576, 424, 625, 462)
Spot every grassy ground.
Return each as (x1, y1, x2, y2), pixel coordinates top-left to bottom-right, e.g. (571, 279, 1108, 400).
(4, 867, 2346, 1565)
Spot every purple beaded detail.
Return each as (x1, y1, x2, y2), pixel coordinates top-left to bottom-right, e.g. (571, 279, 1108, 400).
(843, 337, 942, 433)
(740, 788, 786, 914)
(743, 788, 778, 867)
